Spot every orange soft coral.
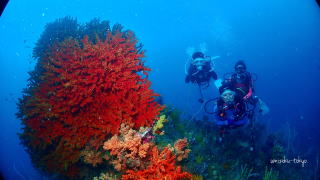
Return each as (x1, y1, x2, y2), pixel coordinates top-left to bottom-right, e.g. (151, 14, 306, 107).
(174, 138, 191, 162)
(103, 123, 155, 171)
(122, 146, 192, 180)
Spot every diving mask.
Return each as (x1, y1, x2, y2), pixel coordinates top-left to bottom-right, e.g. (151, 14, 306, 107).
(192, 58, 208, 70)
(221, 90, 235, 103)
(236, 65, 245, 73)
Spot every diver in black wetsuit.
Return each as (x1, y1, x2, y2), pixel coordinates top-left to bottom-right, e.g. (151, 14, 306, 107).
(185, 52, 218, 102)
(185, 52, 218, 86)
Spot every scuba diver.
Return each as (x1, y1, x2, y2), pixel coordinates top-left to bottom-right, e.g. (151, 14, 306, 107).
(213, 88, 254, 151)
(185, 51, 218, 85)
(185, 51, 218, 103)
(219, 60, 255, 103)
(219, 60, 269, 115)
(216, 61, 256, 149)
(206, 60, 269, 151)
(214, 88, 248, 128)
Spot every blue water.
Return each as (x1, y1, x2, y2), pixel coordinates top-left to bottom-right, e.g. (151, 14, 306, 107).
(0, 0, 319, 179)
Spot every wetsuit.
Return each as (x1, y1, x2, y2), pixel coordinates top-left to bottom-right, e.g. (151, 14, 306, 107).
(185, 61, 217, 86)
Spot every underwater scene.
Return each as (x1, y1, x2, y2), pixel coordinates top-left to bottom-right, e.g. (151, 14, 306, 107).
(0, 0, 320, 179)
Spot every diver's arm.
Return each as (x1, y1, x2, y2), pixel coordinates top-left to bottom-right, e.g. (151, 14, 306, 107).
(185, 65, 195, 83)
(243, 87, 253, 100)
(243, 72, 254, 100)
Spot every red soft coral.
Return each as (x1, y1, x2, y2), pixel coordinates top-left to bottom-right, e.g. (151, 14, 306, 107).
(122, 147, 192, 180)
(32, 32, 163, 148)
(22, 29, 163, 176)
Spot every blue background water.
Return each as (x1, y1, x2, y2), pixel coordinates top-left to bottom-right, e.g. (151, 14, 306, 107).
(0, 0, 319, 179)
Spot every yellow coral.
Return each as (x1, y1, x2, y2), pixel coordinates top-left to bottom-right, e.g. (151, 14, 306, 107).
(191, 174, 204, 180)
(152, 115, 168, 135)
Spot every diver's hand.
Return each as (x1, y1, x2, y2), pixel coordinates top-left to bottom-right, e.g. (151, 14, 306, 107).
(242, 96, 249, 101)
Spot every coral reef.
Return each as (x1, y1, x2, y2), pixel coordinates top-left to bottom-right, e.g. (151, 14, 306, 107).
(157, 107, 312, 180)
(17, 16, 314, 180)
(122, 146, 192, 180)
(103, 123, 193, 179)
(29, 30, 162, 147)
(17, 17, 162, 178)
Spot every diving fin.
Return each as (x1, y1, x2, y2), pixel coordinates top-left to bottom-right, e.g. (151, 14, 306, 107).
(257, 98, 269, 115)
